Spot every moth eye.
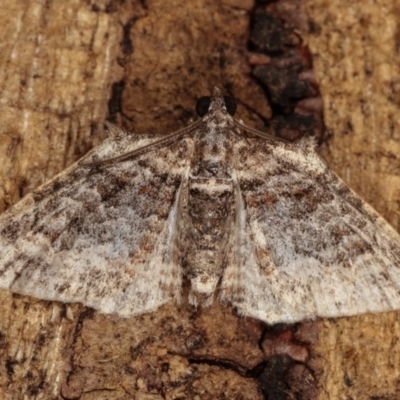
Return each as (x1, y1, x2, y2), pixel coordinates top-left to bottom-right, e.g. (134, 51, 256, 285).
(223, 96, 237, 116)
(196, 96, 211, 117)
(195, 95, 237, 116)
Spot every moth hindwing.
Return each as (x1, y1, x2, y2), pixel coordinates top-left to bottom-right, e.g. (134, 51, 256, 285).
(1, 87, 400, 324)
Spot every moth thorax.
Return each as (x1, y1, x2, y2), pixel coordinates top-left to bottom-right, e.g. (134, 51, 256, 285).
(192, 160, 231, 179)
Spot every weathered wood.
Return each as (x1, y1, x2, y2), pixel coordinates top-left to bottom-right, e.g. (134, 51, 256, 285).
(0, 0, 399, 398)
(304, 0, 400, 398)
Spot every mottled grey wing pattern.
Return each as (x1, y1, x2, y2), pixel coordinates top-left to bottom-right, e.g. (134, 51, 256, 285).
(221, 138, 400, 324)
(0, 133, 191, 317)
(2, 85, 400, 325)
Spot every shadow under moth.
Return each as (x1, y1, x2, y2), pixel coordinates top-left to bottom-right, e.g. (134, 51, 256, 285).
(0, 87, 400, 324)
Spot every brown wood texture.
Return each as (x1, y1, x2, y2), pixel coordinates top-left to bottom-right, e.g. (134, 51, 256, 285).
(0, 0, 399, 399)
(304, 1, 400, 398)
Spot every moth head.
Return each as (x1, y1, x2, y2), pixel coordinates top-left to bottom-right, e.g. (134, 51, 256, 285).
(195, 87, 237, 118)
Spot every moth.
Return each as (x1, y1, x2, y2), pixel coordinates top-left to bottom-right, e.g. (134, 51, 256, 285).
(1, 87, 400, 325)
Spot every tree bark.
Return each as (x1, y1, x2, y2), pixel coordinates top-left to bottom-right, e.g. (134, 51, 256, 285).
(0, 0, 399, 399)
(304, 0, 400, 398)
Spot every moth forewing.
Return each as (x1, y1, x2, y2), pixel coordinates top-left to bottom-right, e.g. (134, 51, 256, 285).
(1, 87, 400, 324)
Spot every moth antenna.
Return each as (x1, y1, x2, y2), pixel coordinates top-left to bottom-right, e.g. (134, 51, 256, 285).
(82, 119, 204, 167)
(233, 119, 290, 143)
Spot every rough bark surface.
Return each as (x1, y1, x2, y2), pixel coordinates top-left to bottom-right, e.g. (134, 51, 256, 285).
(303, 1, 400, 398)
(0, 0, 399, 399)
